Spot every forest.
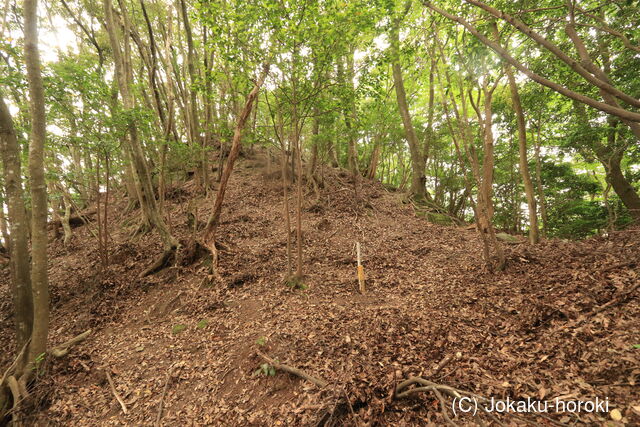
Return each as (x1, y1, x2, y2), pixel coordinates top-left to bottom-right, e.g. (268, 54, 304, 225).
(0, 0, 639, 425)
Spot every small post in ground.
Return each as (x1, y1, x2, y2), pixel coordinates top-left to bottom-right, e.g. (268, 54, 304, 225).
(356, 241, 365, 294)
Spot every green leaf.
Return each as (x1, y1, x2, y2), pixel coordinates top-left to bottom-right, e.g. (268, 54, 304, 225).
(172, 324, 187, 335)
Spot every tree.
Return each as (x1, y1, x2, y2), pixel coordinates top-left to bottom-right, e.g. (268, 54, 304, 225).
(390, 1, 428, 201)
(103, 0, 179, 276)
(23, 0, 49, 382)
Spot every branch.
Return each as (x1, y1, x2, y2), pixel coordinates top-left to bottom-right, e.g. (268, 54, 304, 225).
(155, 363, 177, 426)
(422, 1, 640, 122)
(50, 329, 91, 358)
(256, 351, 329, 388)
(105, 370, 128, 414)
(463, 0, 640, 109)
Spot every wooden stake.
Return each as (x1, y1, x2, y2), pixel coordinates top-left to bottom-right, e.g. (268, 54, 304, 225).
(356, 242, 365, 294)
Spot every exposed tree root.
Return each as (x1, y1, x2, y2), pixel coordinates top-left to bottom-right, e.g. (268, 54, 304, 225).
(6, 376, 21, 426)
(50, 329, 91, 358)
(139, 246, 177, 278)
(256, 351, 329, 388)
(130, 220, 152, 239)
(202, 237, 224, 283)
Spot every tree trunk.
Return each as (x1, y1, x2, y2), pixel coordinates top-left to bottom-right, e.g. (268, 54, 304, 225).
(367, 133, 382, 180)
(603, 149, 640, 222)
(0, 94, 33, 354)
(103, 0, 178, 260)
(24, 0, 49, 376)
(505, 64, 539, 243)
(203, 65, 270, 272)
(390, 21, 427, 200)
(533, 120, 548, 237)
(276, 110, 293, 276)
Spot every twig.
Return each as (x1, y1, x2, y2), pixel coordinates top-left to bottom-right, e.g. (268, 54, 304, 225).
(155, 363, 177, 426)
(394, 377, 569, 426)
(256, 351, 328, 388)
(105, 370, 128, 414)
(432, 387, 458, 427)
(432, 353, 458, 377)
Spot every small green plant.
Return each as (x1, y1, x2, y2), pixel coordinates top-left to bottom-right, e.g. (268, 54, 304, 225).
(633, 344, 640, 349)
(196, 319, 209, 329)
(172, 324, 187, 334)
(285, 276, 308, 290)
(33, 352, 46, 376)
(253, 363, 276, 377)
(255, 336, 266, 346)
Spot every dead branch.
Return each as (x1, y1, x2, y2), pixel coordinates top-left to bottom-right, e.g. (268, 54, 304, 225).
(256, 351, 328, 388)
(395, 377, 463, 400)
(105, 370, 128, 415)
(50, 329, 91, 358)
(600, 260, 637, 274)
(155, 363, 177, 426)
(432, 353, 459, 377)
(394, 377, 568, 426)
(432, 387, 458, 427)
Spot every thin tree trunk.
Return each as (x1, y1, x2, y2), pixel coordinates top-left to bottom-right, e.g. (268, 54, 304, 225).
(24, 0, 49, 375)
(104, 0, 178, 276)
(277, 110, 293, 276)
(503, 55, 539, 242)
(533, 119, 548, 237)
(0, 94, 33, 355)
(203, 65, 270, 272)
(390, 15, 426, 200)
(367, 133, 382, 180)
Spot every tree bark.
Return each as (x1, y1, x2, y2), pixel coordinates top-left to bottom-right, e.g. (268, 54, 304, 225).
(203, 65, 270, 270)
(532, 118, 548, 237)
(24, 0, 49, 372)
(103, 0, 178, 257)
(505, 64, 539, 243)
(0, 94, 33, 353)
(390, 7, 427, 200)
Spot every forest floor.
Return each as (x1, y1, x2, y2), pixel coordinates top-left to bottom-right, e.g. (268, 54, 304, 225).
(1, 150, 639, 426)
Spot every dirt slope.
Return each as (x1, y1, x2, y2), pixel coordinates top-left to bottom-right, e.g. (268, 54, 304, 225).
(1, 152, 638, 426)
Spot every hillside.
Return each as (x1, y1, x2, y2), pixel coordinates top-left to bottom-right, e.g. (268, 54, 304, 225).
(1, 153, 639, 426)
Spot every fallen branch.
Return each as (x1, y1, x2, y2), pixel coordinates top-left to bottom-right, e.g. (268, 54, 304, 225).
(105, 370, 128, 415)
(394, 377, 568, 426)
(155, 364, 177, 426)
(394, 377, 463, 400)
(50, 329, 91, 358)
(432, 353, 460, 377)
(591, 281, 640, 316)
(256, 351, 328, 388)
(600, 260, 637, 274)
